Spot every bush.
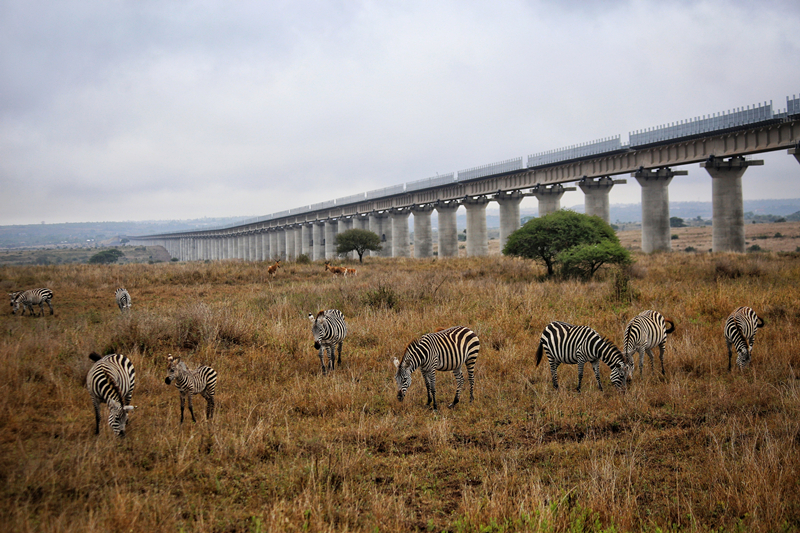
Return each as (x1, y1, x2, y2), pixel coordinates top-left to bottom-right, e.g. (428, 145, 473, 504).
(88, 249, 125, 264)
(296, 253, 311, 264)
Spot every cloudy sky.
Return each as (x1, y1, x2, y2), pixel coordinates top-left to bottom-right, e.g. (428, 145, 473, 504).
(2, 0, 799, 226)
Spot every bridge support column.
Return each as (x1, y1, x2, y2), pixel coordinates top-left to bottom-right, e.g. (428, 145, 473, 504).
(532, 184, 572, 216)
(286, 227, 297, 260)
(325, 220, 338, 260)
(411, 205, 434, 258)
(701, 156, 764, 253)
(247, 234, 255, 261)
(268, 231, 277, 261)
(259, 232, 268, 261)
(368, 212, 385, 257)
(790, 143, 800, 165)
(391, 209, 411, 257)
(634, 167, 684, 253)
(312, 222, 325, 261)
(354, 214, 369, 231)
(378, 213, 393, 257)
(274, 229, 285, 260)
(294, 227, 303, 260)
(435, 201, 460, 258)
(300, 224, 312, 258)
(579, 176, 625, 223)
(464, 196, 490, 257)
(495, 191, 524, 250)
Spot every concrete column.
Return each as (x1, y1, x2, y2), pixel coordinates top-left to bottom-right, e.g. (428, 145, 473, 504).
(336, 218, 352, 259)
(214, 237, 221, 260)
(228, 235, 235, 260)
(464, 196, 490, 257)
(325, 220, 338, 260)
(435, 201, 459, 258)
(369, 212, 388, 257)
(258, 232, 266, 261)
(411, 205, 434, 258)
(268, 231, 277, 261)
(276, 229, 287, 260)
(312, 222, 325, 261)
(301, 224, 312, 258)
(701, 156, 764, 253)
(252, 233, 260, 261)
(633, 167, 684, 253)
(285, 227, 295, 260)
(246, 234, 254, 261)
(532, 184, 569, 216)
(495, 191, 524, 250)
(293, 227, 302, 259)
(579, 176, 624, 223)
(391, 209, 411, 257)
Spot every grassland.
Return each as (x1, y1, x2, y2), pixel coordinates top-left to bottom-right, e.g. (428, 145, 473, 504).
(1, 251, 800, 532)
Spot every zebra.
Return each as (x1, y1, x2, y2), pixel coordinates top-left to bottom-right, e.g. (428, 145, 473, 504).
(536, 321, 631, 392)
(308, 309, 347, 374)
(115, 288, 132, 312)
(86, 352, 136, 437)
(725, 306, 765, 371)
(164, 354, 217, 423)
(623, 310, 675, 377)
(11, 288, 54, 316)
(393, 326, 480, 410)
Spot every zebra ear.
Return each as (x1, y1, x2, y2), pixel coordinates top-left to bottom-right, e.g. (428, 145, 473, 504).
(308, 313, 315, 322)
(393, 357, 400, 368)
(124, 405, 135, 411)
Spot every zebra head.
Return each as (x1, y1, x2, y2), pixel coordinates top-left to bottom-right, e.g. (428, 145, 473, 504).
(101, 368, 135, 437)
(308, 312, 324, 349)
(9, 292, 21, 315)
(393, 356, 412, 402)
(164, 354, 188, 385)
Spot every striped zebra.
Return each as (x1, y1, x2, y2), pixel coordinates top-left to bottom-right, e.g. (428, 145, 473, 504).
(164, 354, 217, 423)
(86, 352, 136, 437)
(393, 326, 480, 410)
(115, 288, 132, 312)
(725, 306, 765, 371)
(623, 310, 675, 377)
(11, 288, 54, 316)
(308, 309, 348, 374)
(536, 321, 631, 392)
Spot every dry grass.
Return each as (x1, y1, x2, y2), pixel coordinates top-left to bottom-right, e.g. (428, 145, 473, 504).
(1, 253, 800, 532)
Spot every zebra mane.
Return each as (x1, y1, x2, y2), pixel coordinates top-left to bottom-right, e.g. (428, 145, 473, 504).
(89, 352, 103, 362)
(100, 366, 125, 406)
(400, 338, 420, 365)
(434, 327, 446, 332)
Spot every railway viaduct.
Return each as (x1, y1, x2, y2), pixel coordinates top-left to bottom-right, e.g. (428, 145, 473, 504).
(130, 96, 800, 260)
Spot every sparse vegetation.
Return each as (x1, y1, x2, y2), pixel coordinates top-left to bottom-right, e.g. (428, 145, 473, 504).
(1, 253, 800, 532)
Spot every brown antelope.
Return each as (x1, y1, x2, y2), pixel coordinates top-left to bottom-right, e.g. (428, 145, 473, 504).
(344, 268, 357, 276)
(324, 262, 346, 276)
(267, 260, 281, 277)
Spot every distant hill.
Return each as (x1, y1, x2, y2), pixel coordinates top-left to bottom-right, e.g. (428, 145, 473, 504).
(2, 199, 799, 248)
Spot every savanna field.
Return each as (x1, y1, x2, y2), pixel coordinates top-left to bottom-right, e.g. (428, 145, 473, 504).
(2, 239, 800, 531)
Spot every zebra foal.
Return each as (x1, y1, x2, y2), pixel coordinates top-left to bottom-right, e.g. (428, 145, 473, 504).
(86, 352, 136, 437)
(725, 306, 765, 371)
(536, 321, 631, 392)
(115, 288, 132, 312)
(164, 354, 217, 423)
(309, 309, 347, 374)
(623, 310, 675, 377)
(11, 288, 54, 316)
(393, 326, 480, 410)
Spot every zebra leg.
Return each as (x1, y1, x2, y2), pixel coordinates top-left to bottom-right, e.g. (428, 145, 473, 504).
(645, 348, 656, 373)
(187, 394, 197, 423)
(658, 343, 666, 376)
(449, 368, 464, 408)
(202, 391, 215, 420)
(179, 392, 186, 423)
(318, 346, 327, 375)
(328, 346, 335, 372)
(638, 348, 645, 377)
(93, 399, 101, 435)
(423, 371, 437, 410)
(46, 299, 53, 315)
(337, 341, 342, 367)
(576, 362, 585, 392)
(465, 357, 476, 402)
(591, 361, 603, 391)
(726, 340, 733, 372)
(549, 361, 560, 390)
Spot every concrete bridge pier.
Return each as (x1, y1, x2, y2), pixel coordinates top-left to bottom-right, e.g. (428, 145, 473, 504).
(283, 228, 294, 261)
(325, 220, 338, 260)
(248, 233, 257, 261)
(701, 155, 764, 253)
(790, 142, 800, 165)
(300, 224, 311, 258)
(495, 190, 524, 250)
(435, 201, 460, 258)
(464, 196, 490, 257)
(634, 167, 685, 253)
(579, 176, 625, 223)
(391, 208, 411, 257)
(378, 213, 393, 257)
(354, 214, 369, 231)
(275, 229, 286, 260)
(267, 231, 277, 261)
(312, 222, 325, 261)
(532, 184, 573, 216)
(293, 226, 302, 260)
(368, 212, 383, 257)
(260, 232, 268, 261)
(411, 204, 434, 258)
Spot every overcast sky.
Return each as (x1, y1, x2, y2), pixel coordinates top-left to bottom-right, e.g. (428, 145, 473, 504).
(2, 0, 799, 226)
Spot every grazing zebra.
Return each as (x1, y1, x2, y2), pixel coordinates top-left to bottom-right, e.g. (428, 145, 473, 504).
(11, 288, 54, 316)
(725, 306, 765, 371)
(536, 321, 631, 392)
(623, 310, 675, 377)
(115, 288, 132, 312)
(393, 326, 480, 410)
(308, 309, 347, 374)
(164, 354, 217, 423)
(86, 352, 136, 437)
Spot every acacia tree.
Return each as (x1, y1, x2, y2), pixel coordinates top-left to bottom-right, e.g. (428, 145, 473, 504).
(335, 229, 382, 263)
(502, 210, 629, 277)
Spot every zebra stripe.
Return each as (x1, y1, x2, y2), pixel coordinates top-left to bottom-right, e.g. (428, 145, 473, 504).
(536, 321, 630, 392)
(164, 354, 217, 423)
(86, 352, 136, 437)
(725, 306, 765, 371)
(623, 310, 675, 377)
(308, 309, 347, 374)
(11, 288, 54, 316)
(393, 325, 480, 410)
(115, 288, 132, 312)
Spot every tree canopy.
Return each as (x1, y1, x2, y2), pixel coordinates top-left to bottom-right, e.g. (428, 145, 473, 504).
(335, 229, 382, 263)
(88, 248, 125, 264)
(502, 210, 630, 278)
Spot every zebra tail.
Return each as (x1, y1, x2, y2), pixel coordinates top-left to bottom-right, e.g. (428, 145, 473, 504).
(89, 352, 103, 362)
(535, 339, 544, 366)
(757, 316, 765, 328)
(664, 319, 676, 334)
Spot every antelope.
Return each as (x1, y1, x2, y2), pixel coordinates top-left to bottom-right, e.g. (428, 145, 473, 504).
(267, 260, 281, 277)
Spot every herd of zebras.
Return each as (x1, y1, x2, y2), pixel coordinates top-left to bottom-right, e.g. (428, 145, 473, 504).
(8, 284, 765, 437)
